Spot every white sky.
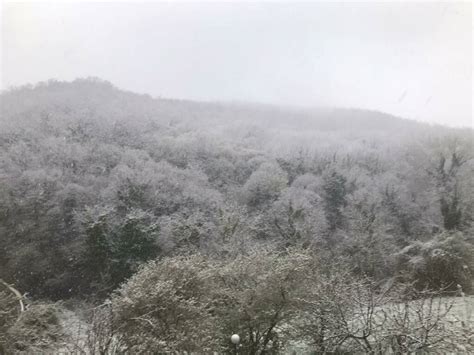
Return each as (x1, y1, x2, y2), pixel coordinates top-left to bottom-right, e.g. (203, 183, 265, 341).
(1, 1, 472, 127)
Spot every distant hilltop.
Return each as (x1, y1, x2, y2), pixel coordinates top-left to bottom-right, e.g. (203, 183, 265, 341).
(3, 78, 468, 137)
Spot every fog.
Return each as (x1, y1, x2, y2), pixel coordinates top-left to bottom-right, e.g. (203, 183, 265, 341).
(2, 1, 472, 127)
(1, 2, 474, 352)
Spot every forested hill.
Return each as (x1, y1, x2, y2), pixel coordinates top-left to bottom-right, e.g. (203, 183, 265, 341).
(1, 78, 445, 132)
(0, 78, 472, 301)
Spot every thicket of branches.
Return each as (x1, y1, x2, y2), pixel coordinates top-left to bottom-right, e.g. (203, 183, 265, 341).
(79, 250, 472, 354)
(0, 281, 65, 354)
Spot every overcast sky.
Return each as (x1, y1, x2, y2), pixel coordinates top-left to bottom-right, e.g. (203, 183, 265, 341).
(1, 1, 472, 127)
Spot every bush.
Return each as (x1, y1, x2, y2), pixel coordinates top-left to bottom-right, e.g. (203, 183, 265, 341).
(396, 231, 474, 293)
(109, 250, 311, 354)
(3, 303, 65, 353)
(210, 250, 311, 353)
(0, 290, 20, 353)
(88, 250, 471, 353)
(110, 255, 219, 353)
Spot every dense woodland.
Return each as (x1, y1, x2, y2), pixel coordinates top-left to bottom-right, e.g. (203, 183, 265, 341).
(0, 78, 473, 353)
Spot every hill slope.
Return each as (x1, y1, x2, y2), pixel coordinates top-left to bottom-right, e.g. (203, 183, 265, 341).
(1, 78, 438, 134)
(0, 78, 472, 301)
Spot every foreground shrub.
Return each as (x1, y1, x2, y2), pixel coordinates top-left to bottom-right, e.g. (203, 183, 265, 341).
(292, 272, 470, 353)
(210, 250, 311, 353)
(0, 290, 20, 353)
(2, 302, 65, 353)
(397, 231, 474, 293)
(111, 255, 219, 353)
(109, 250, 311, 353)
(92, 250, 472, 353)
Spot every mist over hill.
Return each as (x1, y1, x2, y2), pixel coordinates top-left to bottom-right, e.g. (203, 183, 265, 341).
(2, 78, 466, 158)
(1, 77, 449, 133)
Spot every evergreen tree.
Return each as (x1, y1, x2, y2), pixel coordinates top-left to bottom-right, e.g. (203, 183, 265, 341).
(322, 169, 347, 231)
(109, 210, 160, 286)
